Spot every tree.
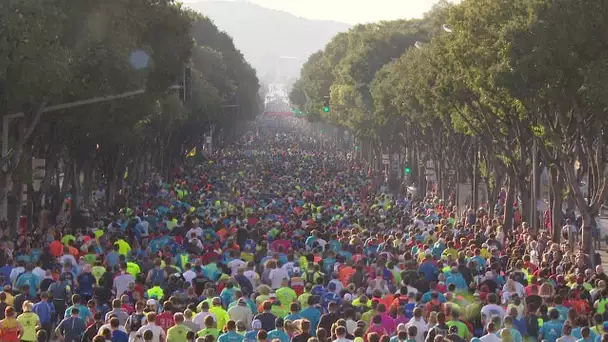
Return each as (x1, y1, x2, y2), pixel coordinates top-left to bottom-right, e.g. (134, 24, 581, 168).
(503, 0, 608, 251)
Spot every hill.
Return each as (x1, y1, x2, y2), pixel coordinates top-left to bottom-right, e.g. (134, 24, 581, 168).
(186, 0, 351, 84)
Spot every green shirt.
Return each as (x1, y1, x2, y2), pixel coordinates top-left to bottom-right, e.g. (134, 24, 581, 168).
(167, 324, 191, 342)
(83, 254, 97, 265)
(61, 235, 76, 246)
(276, 287, 297, 308)
(198, 327, 221, 338)
(447, 320, 470, 339)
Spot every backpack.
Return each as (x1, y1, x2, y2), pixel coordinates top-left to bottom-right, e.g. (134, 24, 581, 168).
(128, 312, 145, 332)
(305, 271, 316, 284)
(397, 296, 408, 308)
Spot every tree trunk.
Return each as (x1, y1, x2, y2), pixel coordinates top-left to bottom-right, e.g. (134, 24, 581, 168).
(70, 161, 82, 228)
(107, 177, 117, 210)
(549, 167, 564, 242)
(518, 178, 532, 225)
(503, 176, 515, 232)
(81, 159, 93, 206)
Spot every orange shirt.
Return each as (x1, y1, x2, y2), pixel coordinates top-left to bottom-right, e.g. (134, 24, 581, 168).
(338, 266, 355, 287)
(49, 240, 63, 258)
(0, 318, 20, 342)
(68, 246, 79, 258)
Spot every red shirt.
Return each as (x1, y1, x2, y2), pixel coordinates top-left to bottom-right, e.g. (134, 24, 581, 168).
(50, 240, 63, 258)
(156, 311, 174, 332)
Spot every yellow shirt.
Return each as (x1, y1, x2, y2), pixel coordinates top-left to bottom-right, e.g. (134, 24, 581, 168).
(126, 262, 141, 278)
(209, 306, 229, 331)
(114, 239, 131, 256)
(297, 293, 311, 309)
(167, 324, 190, 342)
(91, 266, 106, 285)
(17, 312, 39, 342)
(0, 292, 14, 306)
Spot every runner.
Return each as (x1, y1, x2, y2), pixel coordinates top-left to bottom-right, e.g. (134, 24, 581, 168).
(0, 116, 602, 342)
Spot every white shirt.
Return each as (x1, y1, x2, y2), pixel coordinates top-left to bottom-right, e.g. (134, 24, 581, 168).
(244, 270, 260, 288)
(136, 323, 165, 342)
(229, 259, 246, 276)
(333, 338, 353, 342)
(183, 269, 197, 285)
(479, 333, 501, 342)
(59, 254, 77, 267)
(193, 311, 216, 329)
(481, 304, 506, 323)
(345, 319, 357, 334)
(268, 268, 289, 289)
(405, 318, 428, 342)
(32, 267, 46, 282)
(114, 273, 135, 297)
(98, 324, 127, 334)
(9, 267, 25, 284)
(187, 227, 204, 238)
(281, 262, 295, 276)
(228, 304, 253, 329)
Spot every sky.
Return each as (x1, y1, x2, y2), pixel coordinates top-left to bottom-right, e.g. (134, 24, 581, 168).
(181, 0, 448, 25)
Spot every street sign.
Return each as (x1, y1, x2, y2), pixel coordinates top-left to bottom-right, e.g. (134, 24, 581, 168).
(381, 154, 390, 165)
(32, 158, 45, 192)
(206, 136, 212, 144)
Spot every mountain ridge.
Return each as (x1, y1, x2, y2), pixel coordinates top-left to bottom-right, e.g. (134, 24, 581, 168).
(185, 0, 352, 84)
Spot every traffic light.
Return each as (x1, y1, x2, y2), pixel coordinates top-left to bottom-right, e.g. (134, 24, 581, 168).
(323, 95, 330, 112)
(404, 167, 411, 174)
(355, 145, 359, 150)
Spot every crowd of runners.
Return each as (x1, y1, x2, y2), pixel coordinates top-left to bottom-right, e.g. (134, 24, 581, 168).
(0, 116, 604, 342)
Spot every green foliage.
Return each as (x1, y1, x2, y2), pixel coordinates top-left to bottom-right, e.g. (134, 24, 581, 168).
(1, 0, 260, 210)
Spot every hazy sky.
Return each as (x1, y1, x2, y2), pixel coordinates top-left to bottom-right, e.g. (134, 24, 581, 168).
(181, 0, 447, 24)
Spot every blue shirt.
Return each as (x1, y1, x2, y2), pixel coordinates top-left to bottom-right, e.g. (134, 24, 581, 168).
(218, 331, 245, 342)
(77, 273, 96, 294)
(15, 272, 40, 297)
(267, 329, 290, 342)
(539, 320, 564, 342)
(106, 252, 120, 268)
(111, 330, 129, 342)
(284, 313, 301, 321)
(572, 328, 598, 341)
(33, 300, 55, 324)
(421, 291, 447, 304)
(57, 316, 87, 342)
(419, 262, 438, 281)
(65, 304, 92, 323)
(299, 307, 321, 336)
(0, 265, 12, 286)
(243, 330, 259, 342)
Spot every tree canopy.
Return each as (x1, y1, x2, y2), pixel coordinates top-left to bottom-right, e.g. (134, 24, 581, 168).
(290, 0, 608, 251)
(1, 0, 260, 227)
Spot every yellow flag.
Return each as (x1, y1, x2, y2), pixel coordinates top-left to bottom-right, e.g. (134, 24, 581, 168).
(186, 146, 196, 158)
